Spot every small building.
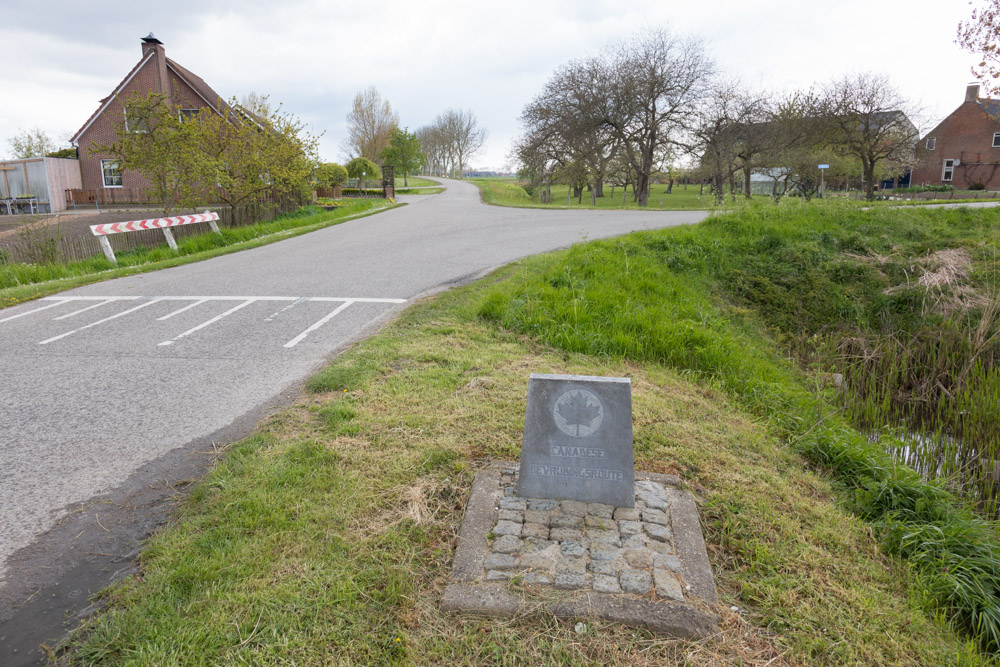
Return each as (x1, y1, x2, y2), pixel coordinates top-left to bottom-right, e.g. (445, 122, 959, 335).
(913, 84, 1000, 189)
(0, 157, 82, 213)
(69, 33, 228, 205)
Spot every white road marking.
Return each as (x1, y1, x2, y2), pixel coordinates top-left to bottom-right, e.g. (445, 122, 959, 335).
(284, 301, 355, 348)
(38, 299, 164, 345)
(53, 298, 125, 320)
(157, 299, 208, 321)
(264, 297, 309, 322)
(0, 299, 70, 323)
(6, 296, 408, 348)
(158, 299, 256, 346)
(39, 296, 407, 303)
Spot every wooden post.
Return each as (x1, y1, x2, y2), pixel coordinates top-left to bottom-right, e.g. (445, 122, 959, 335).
(162, 228, 178, 251)
(99, 236, 117, 265)
(205, 209, 221, 233)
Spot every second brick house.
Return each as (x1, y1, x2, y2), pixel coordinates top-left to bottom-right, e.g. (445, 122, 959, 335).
(913, 84, 1000, 189)
(69, 34, 227, 203)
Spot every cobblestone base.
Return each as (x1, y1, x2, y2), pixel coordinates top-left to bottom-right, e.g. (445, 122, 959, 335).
(442, 463, 719, 638)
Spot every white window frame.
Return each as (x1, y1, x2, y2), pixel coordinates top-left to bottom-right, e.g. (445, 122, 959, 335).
(101, 159, 123, 188)
(178, 108, 200, 122)
(926, 136, 936, 150)
(123, 107, 148, 133)
(942, 159, 955, 182)
(993, 133, 1000, 148)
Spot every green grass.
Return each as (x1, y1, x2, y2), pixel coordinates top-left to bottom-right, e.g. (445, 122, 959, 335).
(0, 200, 397, 309)
(63, 203, 999, 663)
(396, 187, 444, 195)
(470, 178, 713, 210)
(398, 176, 439, 187)
(477, 199, 1000, 656)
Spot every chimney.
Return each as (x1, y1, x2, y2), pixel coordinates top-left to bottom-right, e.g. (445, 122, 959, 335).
(139, 33, 171, 96)
(966, 83, 981, 103)
(141, 32, 164, 57)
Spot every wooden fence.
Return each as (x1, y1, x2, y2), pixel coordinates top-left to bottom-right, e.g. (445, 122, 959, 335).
(2, 201, 297, 265)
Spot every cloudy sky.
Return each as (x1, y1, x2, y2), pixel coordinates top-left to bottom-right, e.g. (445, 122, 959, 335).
(0, 0, 986, 169)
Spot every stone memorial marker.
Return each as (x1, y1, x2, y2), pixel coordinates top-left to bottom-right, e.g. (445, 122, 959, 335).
(517, 373, 634, 507)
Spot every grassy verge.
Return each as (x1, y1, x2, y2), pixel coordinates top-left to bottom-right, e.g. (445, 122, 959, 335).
(65, 208, 993, 663)
(470, 178, 713, 211)
(397, 187, 445, 195)
(478, 199, 1000, 655)
(0, 200, 397, 309)
(399, 176, 439, 187)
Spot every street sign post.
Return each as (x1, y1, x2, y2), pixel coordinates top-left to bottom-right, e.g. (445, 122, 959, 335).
(818, 164, 829, 198)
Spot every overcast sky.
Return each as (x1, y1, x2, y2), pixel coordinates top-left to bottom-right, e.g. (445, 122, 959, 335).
(0, 0, 986, 169)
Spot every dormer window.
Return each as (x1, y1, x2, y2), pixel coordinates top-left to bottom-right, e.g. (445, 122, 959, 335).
(926, 136, 936, 150)
(993, 133, 1000, 148)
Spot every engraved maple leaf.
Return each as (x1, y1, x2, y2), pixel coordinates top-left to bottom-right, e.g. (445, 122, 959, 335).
(558, 391, 601, 436)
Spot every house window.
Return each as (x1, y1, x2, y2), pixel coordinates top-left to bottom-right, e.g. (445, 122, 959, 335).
(101, 159, 123, 188)
(178, 108, 200, 122)
(993, 133, 1000, 148)
(942, 159, 955, 182)
(123, 106, 148, 133)
(926, 136, 936, 150)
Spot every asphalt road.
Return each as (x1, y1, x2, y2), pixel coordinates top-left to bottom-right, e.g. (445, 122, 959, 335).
(0, 178, 705, 659)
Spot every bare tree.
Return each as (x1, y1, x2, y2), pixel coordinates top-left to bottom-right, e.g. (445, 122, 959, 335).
(818, 73, 919, 200)
(518, 59, 619, 199)
(440, 109, 487, 178)
(598, 28, 715, 206)
(344, 87, 399, 162)
(958, 0, 1000, 99)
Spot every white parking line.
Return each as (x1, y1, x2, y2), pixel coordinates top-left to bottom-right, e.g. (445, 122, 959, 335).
(264, 297, 309, 322)
(4, 295, 409, 348)
(284, 301, 355, 348)
(0, 299, 70, 323)
(158, 299, 256, 346)
(53, 298, 124, 320)
(157, 299, 208, 321)
(38, 299, 164, 345)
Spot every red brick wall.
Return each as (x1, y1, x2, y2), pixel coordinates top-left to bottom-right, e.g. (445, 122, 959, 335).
(74, 45, 217, 198)
(912, 102, 1000, 189)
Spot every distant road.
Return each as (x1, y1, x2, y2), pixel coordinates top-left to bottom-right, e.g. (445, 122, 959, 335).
(0, 179, 706, 660)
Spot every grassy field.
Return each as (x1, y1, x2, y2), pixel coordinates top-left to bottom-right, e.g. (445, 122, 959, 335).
(399, 176, 439, 187)
(0, 200, 396, 309)
(61, 202, 1000, 664)
(397, 187, 445, 195)
(470, 178, 713, 211)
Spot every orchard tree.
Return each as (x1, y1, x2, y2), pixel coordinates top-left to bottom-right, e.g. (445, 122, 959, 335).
(379, 127, 425, 186)
(518, 58, 618, 198)
(198, 94, 319, 208)
(96, 92, 212, 214)
(344, 87, 398, 162)
(818, 72, 919, 200)
(8, 127, 58, 159)
(598, 28, 715, 206)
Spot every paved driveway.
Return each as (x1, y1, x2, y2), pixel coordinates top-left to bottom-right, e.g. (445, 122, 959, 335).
(0, 179, 706, 651)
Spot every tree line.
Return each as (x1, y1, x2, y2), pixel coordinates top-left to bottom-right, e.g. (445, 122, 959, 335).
(514, 27, 921, 203)
(335, 87, 487, 185)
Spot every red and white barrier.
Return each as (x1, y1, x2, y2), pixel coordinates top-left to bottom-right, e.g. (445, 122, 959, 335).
(90, 212, 220, 236)
(90, 210, 220, 265)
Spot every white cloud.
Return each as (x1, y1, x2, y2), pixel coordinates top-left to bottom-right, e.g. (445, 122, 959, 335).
(0, 0, 983, 166)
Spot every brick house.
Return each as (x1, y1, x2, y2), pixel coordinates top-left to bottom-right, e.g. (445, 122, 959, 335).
(912, 84, 1000, 189)
(69, 34, 227, 203)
